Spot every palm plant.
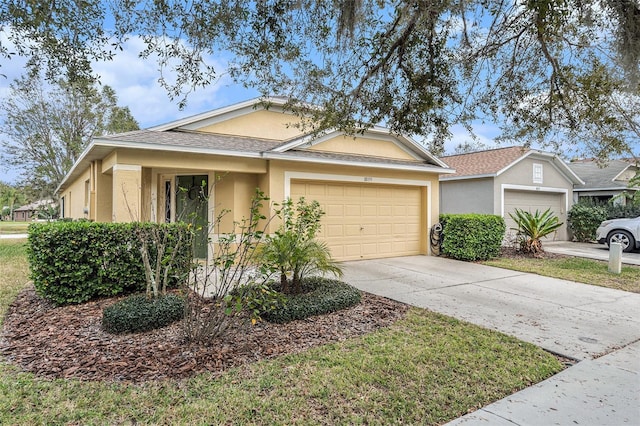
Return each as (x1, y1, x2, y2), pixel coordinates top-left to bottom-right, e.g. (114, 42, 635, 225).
(257, 197, 342, 294)
(509, 208, 563, 255)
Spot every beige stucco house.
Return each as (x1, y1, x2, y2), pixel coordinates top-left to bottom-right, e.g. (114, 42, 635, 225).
(57, 97, 452, 261)
(440, 147, 584, 241)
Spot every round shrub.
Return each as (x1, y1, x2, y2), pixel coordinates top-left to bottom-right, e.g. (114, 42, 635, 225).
(440, 213, 505, 261)
(103, 293, 186, 334)
(262, 276, 361, 324)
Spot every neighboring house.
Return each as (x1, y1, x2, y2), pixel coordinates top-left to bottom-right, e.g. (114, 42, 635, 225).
(439, 146, 583, 241)
(56, 97, 452, 261)
(568, 159, 639, 205)
(13, 199, 56, 222)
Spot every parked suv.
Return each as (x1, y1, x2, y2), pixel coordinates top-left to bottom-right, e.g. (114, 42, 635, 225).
(595, 216, 640, 253)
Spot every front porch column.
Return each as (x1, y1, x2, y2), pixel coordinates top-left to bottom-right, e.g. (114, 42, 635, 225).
(112, 164, 142, 222)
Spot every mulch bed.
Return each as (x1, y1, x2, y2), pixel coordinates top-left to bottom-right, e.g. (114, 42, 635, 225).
(0, 286, 408, 383)
(496, 246, 568, 260)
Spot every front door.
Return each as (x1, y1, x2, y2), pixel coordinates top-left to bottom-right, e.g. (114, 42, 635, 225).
(176, 175, 209, 258)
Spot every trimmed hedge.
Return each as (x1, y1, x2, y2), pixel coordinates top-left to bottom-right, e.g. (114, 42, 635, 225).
(567, 203, 608, 242)
(606, 203, 640, 219)
(262, 276, 362, 324)
(28, 221, 192, 305)
(568, 201, 640, 242)
(102, 293, 186, 334)
(440, 213, 505, 261)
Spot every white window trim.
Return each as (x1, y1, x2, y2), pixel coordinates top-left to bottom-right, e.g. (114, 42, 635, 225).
(533, 163, 543, 184)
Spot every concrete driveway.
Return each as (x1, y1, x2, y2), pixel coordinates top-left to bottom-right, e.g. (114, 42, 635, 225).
(342, 255, 639, 360)
(341, 256, 640, 425)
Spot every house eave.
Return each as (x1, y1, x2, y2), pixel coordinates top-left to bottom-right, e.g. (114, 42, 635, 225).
(148, 97, 290, 132)
(440, 173, 496, 181)
(574, 186, 639, 192)
(263, 152, 454, 174)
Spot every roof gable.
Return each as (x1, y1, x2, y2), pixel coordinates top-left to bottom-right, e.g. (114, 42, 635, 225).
(569, 160, 639, 190)
(148, 97, 306, 141)
(440, 146, 583, 184)
(305, 134, 417, 161)
(273, 126, 447, 167)
(440, 146, 530, 178)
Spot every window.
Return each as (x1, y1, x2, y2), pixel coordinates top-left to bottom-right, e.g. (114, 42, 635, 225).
(84, 180, 90, 214)
(60, 196, 65, 218)
(533, 163, 543, 184)
(164, 180, 172, 223)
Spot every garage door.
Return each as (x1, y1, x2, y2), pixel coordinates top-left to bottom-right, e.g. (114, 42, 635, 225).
(504, 190, 567, 241)
(291, 180, 424, 261)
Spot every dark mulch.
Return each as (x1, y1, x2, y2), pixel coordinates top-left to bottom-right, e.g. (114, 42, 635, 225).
(497, 246, 568, 260)
(0, 286, 408, 383)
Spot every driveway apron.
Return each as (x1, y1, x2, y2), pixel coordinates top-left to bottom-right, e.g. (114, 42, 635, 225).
(341, 255, 640, 425)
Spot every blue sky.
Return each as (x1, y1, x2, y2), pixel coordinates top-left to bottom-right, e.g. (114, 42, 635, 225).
(0, 37, 502, 185)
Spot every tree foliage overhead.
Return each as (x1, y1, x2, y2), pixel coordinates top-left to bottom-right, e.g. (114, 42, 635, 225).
(0, 76, 139, 197)
(1, 0, 638, 159)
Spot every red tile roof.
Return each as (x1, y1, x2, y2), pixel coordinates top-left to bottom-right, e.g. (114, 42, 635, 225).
(441, 146, 530, 178)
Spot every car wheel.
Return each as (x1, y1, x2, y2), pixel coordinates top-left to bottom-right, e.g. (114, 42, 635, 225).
(607, 230, 635, 253)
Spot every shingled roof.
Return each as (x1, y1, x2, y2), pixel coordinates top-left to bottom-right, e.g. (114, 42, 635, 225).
(569, 160, 639, 191)
(439, 146, 530, 179)
(98, 129, 285, 153)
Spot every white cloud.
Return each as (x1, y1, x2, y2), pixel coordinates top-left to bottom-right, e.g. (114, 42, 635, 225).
(443, 122, 501, 155)
(90, 37, 258, 128)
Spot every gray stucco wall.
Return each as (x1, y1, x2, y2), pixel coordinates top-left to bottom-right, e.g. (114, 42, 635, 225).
(440, 178, 494, 215)
(493, 157, 574, 215)
(496, 157, 574, 189)
(496, 157, 574, 241)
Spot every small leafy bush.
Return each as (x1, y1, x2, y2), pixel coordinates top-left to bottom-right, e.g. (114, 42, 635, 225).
(568, 198, 640, 242)
(28, 221, 192, 305)
(102, 293, 186, 334)
(568, 202, 608, 242)
(606, 203, 640, 219)
(262, 276, 361, 323)
(440, 214, 505, 261)
(229, 281, 287, 324)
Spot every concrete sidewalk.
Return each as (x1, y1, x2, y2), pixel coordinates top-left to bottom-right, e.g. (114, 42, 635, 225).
(447, 340, 640, 425)
(341, 255, 640, 425)
(0, 234, 28, 239)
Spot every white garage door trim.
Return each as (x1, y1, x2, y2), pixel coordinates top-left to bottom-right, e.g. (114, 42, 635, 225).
(500, 184, 569, 217)
(285, 171, 432, 253)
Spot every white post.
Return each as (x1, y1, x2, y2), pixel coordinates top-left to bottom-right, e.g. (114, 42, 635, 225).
(609, 242, 622, 274)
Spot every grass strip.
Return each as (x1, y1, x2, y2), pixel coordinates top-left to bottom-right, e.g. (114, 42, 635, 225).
(484, 256, 640, 293)
(0, 239, 28, 323)
(0, 222, 30, 235)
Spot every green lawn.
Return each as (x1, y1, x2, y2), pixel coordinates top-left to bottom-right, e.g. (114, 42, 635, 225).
(0, 239, 563, 425)
(0, 222, 30, 234)
(484, 255, 640, 293)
